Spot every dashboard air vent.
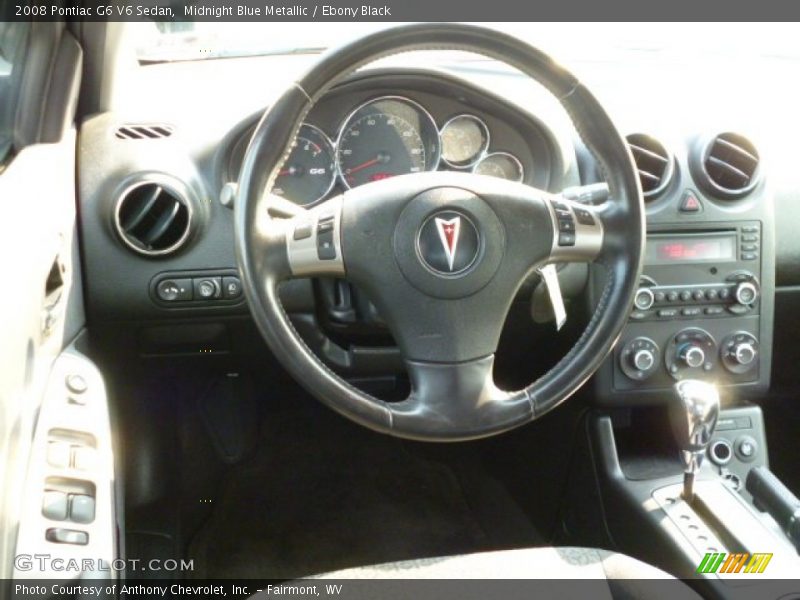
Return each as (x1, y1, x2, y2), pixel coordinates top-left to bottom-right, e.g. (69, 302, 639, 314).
(625, 133, 674, 200)
(115, 124, 174, 140)
(114, 181, 192, 256)
(701, 132, 760, 197)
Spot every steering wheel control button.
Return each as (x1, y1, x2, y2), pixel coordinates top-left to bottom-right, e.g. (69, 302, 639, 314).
(417, 210, 480, 275)
(558, 219, 575, 233)
(679, 190, 703, 213)
(574, 208, 595, 226)
(293, 222, 313, 240)
(42, 492, 69, 521)
(156, 278, 193, 302)
(46, 528, 89, 546)
(620, 337, 660, 381)
(558, 232, 576, 247)
(193, 277, 222, 300)
(222, 277, 243, 299)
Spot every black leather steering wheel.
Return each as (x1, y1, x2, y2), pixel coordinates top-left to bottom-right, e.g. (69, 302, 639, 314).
(235, 23, 644, 441)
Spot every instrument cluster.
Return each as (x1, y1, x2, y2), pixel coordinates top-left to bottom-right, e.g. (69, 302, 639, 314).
(265, 95, 529, 206)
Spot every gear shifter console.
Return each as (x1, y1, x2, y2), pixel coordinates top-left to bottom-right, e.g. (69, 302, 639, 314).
(669, 379, 720, 502)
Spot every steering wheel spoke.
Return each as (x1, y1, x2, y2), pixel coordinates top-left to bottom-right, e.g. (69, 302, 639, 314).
(274, 194, 346, 279)
(391, 356, 533, 440)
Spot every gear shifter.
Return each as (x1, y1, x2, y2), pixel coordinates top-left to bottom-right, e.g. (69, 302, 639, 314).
(669, 379, 720, 502)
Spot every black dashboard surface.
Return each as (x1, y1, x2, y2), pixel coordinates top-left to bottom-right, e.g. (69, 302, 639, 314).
(77, 52, 800, 397)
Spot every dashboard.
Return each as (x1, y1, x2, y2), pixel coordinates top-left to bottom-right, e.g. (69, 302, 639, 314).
(77, 54, 800, 405)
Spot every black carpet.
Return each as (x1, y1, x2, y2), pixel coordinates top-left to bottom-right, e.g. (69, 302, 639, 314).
(187, 400, 539, 579)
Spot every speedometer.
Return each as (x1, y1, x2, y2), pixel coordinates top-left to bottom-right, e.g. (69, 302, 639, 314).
(336, 97, 440, 189)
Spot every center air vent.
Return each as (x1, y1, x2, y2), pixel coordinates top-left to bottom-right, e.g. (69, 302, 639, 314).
(626, 133, 674, 200)
(115, 124, 174, 140)
(114, 181, 192, 256)
(699, 132, 760, 198)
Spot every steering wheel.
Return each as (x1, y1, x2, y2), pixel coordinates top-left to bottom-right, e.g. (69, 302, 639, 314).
(235, 23, 644, 441)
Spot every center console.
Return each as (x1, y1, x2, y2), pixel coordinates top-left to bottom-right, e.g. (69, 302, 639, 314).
(594, 141, 775, 404)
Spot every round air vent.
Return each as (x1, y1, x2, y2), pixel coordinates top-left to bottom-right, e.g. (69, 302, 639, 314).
(114, 180, 193, 256)
(625, 133, 675, 200)
(697, 132, 761, 198)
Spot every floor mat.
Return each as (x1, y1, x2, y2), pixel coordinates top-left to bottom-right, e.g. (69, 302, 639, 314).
(187, 402, 512, 579)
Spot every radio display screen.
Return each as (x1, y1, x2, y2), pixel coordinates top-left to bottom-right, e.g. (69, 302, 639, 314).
(646, 233, 737, 264)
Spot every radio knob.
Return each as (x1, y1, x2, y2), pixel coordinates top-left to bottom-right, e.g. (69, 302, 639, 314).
(735, 281, 758, 305)
(634, 288, 655, 311)
(632, 349, 656, 372)
(680, 345, 706, 369)
(732, 343, 757, 366)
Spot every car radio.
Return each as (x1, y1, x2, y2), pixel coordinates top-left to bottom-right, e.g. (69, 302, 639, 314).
(608, 221, 766, 393)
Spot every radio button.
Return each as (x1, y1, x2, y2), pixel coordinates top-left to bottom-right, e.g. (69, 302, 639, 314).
(718, 288, 730, 300)
(741, 252, 758, 261)
(705, 307, 724, 316)
(654, 291, 666, 303)
(741, 226, 758, 233)
(742, 234, 759, 242)
(680, 290, 692, 302)
(634, 288, 655, 311)
(741, 243, 758, 252)
(735, 281, 758, 305)
(693, 290, 706, 301)
(682, 307, 702, 317)
(667, 291, 679, 302)
(705, 289, 718, 301)
(658, 308, 678, 318)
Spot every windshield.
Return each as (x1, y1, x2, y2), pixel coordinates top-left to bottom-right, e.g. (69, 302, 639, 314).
(133, 22, 800, 63)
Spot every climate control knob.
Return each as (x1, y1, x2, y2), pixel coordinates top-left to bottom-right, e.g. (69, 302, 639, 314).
(666, 328, 716, 380)
(721, 332, 759, 373)
(733, 343, 756, 366)
(620, 337, 660, 381)
(633, 349, 656, 372)
(679, 345, 706, 368)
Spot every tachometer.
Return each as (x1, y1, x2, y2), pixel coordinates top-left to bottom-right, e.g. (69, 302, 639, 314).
(273, 124, 336, 206)
(336, 97, 440, 189)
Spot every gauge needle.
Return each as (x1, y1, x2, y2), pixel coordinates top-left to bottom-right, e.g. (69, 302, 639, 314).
(345, 157, 381, 175)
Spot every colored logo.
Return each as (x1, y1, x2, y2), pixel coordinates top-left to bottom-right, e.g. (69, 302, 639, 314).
(417, 211, 480, 275)
(697, 552, 772, 574)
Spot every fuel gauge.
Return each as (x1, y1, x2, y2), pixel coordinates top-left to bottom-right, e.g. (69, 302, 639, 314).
(472, 152, 524, 182)
(440, 114, 490, 168)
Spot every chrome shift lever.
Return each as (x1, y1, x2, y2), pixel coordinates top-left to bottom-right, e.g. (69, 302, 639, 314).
(669, 379, 720, 502)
